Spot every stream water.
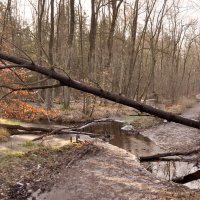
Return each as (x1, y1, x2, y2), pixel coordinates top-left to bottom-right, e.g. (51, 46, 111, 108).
(81, 120, 200, 189)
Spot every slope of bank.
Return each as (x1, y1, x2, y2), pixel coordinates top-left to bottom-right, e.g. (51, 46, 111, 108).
(32, 142, 199, 200)
(141, 102, 200, 151)
(0, 141, 197, 200)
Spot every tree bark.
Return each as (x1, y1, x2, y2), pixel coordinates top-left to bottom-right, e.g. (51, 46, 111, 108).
(140, 147, 200, 162)
(45, 0, 55, 109)
(0, 52, 200, 129)
(172, 170, 200, 184)
(0, 122, 100, 138)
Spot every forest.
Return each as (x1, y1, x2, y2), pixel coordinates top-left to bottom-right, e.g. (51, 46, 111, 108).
(1, 0, 200, 199)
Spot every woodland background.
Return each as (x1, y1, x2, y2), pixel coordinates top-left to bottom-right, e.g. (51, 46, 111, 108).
(0, 0, 200, 119)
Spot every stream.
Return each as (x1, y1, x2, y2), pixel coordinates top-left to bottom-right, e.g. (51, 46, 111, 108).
(1, 104, 200, 189)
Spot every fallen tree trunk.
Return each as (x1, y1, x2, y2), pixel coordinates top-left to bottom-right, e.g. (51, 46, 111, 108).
(140, 157, 200, 162)
(0, 122, 100, 137)
(140, 147, 200, 162)
(172, 170, 200, 184)
(0, 52, 200, 129)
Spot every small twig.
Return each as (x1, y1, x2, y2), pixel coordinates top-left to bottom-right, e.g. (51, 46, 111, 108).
(32, 127, 68, 141)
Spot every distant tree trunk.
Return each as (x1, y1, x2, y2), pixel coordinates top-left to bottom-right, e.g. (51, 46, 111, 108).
(0, 0, 12, 49)
(37, 0, 46, 102)
(107, 0, 123, 68)
(45, 0, 54, 109)
(85, 0, 101, 115)
(63, 0, 75, 109)
(88, 0, 101, 78)
(123, 0, 139, 97)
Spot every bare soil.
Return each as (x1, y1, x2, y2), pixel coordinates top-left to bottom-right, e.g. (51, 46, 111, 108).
(0, 142, 99, 200)
(141, 103, 200, 151)
(0, 142, 199, 200)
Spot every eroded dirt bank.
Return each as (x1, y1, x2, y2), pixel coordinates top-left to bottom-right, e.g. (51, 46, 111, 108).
(0, 142, 198, 200)
(32, 142, 198, 200)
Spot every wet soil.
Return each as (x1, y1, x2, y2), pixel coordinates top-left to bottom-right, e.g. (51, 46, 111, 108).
(141, 103, 200, 151)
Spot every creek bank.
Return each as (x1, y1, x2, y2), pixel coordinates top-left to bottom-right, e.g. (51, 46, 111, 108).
(140, 102, 200, 152)
(27, 142, 200, 200)
(0, 142, 198, 200)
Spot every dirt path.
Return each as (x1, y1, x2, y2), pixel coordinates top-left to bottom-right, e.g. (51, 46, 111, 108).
(141, 103, 200, 151)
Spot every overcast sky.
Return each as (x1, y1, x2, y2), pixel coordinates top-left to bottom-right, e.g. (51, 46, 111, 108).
(2, 0, 200, 26)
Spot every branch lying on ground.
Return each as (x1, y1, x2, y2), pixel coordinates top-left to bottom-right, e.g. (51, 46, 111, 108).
(32, 130, 100, 141)
(0, 122, 102, 140)
(140, 147, 200, 162)
(76, 118, 116, 130)
(172, 170, 200, 184)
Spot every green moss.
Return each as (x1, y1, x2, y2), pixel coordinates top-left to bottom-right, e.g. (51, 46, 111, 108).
(19, 141, 34, 147)
(6, 151, 24, 158)
(0, 118, 22, 125)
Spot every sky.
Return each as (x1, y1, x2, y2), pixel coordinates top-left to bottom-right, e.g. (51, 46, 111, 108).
(1, 0, 200, 26)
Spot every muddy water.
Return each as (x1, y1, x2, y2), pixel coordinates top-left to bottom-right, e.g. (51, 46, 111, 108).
(82, 121, 162, 157)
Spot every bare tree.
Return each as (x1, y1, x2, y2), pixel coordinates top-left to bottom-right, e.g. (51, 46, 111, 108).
(45, 0, 55, 109)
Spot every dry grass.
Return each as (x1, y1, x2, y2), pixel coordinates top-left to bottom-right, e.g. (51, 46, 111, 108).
(131, 116, 161, 129)
(40, 97, 197, 125)
(0, 128, 10, 142)
(165, 97, 196, 114)
(52, 101, 133, 123)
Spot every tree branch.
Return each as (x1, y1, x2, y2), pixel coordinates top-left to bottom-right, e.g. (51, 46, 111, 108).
(140, 147, 200, 162)
(0, 83, 62, 91)
(172, 170, 200, 184)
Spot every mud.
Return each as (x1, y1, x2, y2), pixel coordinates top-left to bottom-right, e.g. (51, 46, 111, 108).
(141, 103, 200, 151)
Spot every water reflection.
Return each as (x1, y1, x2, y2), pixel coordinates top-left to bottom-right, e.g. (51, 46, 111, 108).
(82, 121, 161, 157)
(144, 161, 200, 189)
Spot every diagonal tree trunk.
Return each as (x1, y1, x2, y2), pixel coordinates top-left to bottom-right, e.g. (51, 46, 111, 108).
(0, 52, 200, 129)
